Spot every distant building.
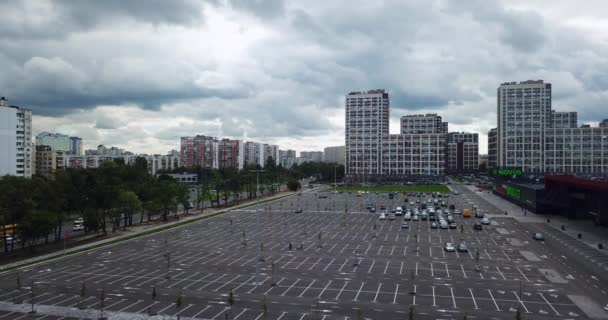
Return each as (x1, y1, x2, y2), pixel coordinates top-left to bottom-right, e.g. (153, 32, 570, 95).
(497, 80, 552, 173)
(265, 144, 280, 166)
(161, 173, 198, 185)
(323, 146, 345, 164)
(0, 97, 33, 178)
(299, 151, 324, 163)
(279, 149, 296, 168)
(600, 119, 608, 128)
(218, 139, 244, 170)
(65, 154, 139, 169)
(381, 133, 447, 176)
(400, 113, 448, 134)
(35, 132, 71, 153)
(85, 144, 130, 156)
(447, 132, 479, 173)
(488, 128, 498, 170)
(145, 151, 181, 175)
(35, 145, 66, 179)
(345, 89, 389, 176)
(244, 141, 265, 167)
(479, 154, 488, 168)
(180, 135, 218, 169)
(70, 136, 83, 155)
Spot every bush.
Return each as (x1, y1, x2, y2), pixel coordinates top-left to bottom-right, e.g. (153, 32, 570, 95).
(287, 178, 301, 191)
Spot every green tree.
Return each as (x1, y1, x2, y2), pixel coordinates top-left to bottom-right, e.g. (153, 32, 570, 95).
(287, 178, 301, 192)
(117, 190, 141, 231)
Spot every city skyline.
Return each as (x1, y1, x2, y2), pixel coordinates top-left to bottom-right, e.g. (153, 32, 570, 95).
(1, 1, 607, 155)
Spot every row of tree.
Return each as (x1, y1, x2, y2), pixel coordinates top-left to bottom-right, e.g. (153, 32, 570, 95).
(0, 156, 341, 254)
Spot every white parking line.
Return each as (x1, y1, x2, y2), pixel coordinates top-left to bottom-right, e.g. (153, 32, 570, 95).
(445, 264, 451, 277)
(299, 280, 316, 297)
(488, 289, 500, 311)
(539, 292, 560, 315)
(323, 258, 335, 272)
(118, 300, 143, 312)
(318, 280, 332, 298)
(190, 305, 211, 319)
(392, 284, 399, 304)
(198, 274, 227, 290)
(460, 264, 467, 278)
(430, 263, 434, 277)
(516, 267, 530, 282)
(183, 273, 213, 289)
(450, 287, 457, 308)
(232, 276, 255, 293)
(400, 262, 404, 275)
(367, 260, 375, 273)
(383, 261, 390, 274)
(233, 308, 248, 319)
(469, 288, 478, 309)
(214, 274, 241, 292)
(353, 282, 365, 301)
(373, 283, 382, 303)
(211, 307, 230, 319)
(282, 279, 301, 296)
(432, 286, 436, 306)
(496, 266, 507, 280)
(335, 281, 349, 300)
(296, 257, 310, 270)
(513, 291, 529, 313)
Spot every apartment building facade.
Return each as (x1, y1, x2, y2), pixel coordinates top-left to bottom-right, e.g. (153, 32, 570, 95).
(0, 97, 33, 178)
(323, 146, 345, 164)
(497, 80, 552, 173)
(400, 114, 448, 134)
(35, 145, 66, 179)
(345, 89, 390, 176)
(488, 128, 498, 170)
(447, 132, 479, 173)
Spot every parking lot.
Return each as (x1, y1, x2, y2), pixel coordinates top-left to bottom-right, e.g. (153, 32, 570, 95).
(0, 186, 600, 319)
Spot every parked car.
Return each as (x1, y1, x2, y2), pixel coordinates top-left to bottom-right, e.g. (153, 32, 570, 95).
(444, 242, 455, 252)
(379, 213, 387, 220)
(449, 223, 457, 229)
(440, 221, 448, 229)
(533, 233, 544, 241)
(457, 242, 469, 252)
(401, 222, 409, 229)
(431, 222, 438, 229)
(73, 224, 85, 231)
(481, 217, 490, 225)
(473, 223, 483, 230)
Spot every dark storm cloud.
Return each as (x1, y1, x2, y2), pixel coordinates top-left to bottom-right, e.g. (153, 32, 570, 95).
(0, 0, 209, 40)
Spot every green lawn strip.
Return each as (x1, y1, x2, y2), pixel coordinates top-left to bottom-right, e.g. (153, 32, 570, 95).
(332, 185, 449, 193)
(0, 192, 295, 273)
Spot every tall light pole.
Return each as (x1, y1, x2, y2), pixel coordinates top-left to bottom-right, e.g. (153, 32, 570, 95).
(251, 169, 266, 285)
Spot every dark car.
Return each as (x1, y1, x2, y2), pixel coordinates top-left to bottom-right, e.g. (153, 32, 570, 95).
(473, 223, 482, 230)
(294, 208, 303, 213)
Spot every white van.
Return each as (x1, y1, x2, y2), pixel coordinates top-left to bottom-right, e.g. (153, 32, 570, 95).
(395, 207, 403, 216)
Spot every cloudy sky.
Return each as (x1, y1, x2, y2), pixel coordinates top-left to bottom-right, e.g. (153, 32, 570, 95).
(1, 0, 607, 155)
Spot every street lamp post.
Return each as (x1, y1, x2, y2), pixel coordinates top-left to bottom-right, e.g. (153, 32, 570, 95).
(251, 169, 266, 285)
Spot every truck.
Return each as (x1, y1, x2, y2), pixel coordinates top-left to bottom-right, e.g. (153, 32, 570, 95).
(463, 208, 472, 218)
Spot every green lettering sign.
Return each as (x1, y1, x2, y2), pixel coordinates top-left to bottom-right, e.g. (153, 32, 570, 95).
(505, 185, 521, 200)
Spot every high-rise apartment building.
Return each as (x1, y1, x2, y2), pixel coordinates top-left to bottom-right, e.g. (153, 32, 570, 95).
(244, 141, 265, 167)
(400, 114, 448, 134)
(381, 133, 447, 176)
(447, 132, 479, 173)
(265, 144, 280, 166)
(35, 132, 71, 153)
(180, 135, 218, 169)
(145, 151, 181, 175)
(345, 89, 389, 176)
(35, 145, 66, 179)
(497, 80, 552, 173)
(488, 128, 498, 170)
(551, 111, 577, 129)
(218, 139, 244, 170)
(0, 97, 33, 178)
(279, 150, 296, 168)
(599, 119, 608, 128)
(70, 136, 83, 155)
(323, 146, 345, 164)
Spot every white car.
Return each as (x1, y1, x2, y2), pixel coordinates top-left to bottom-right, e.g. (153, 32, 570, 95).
(444, 242, 455, 252)
(412, 215, 420, 221)
(403, 213, 411, 221)
(379, 213, 387, 220)
(440, 221, 449, 229)
(481, 217, 490, 225)
(73, 224, 85, 231)
(73, 217, 84, 225)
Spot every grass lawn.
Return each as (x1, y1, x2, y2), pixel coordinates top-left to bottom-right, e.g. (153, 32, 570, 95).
(333, 185, 450, 193)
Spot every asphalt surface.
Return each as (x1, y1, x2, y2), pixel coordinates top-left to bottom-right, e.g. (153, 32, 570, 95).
(0, 183, 605, 320)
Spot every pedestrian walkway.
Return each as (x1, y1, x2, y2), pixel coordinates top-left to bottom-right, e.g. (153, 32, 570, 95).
(466, 185, 608, 253)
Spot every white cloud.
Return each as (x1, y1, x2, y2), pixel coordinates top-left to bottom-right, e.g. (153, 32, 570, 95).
(4, 0, 608, 155)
